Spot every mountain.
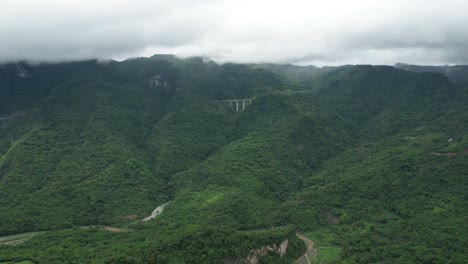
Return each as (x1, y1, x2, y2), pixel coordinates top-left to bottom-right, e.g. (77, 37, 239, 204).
(395, 62, 468, 86)
(0, 57, 467, 263)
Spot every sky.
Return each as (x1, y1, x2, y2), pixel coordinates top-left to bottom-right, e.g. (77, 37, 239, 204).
(1, 0, 468, 66)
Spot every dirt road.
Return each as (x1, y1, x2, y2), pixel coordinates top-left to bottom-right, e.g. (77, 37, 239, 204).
(293, 233, 317, 264)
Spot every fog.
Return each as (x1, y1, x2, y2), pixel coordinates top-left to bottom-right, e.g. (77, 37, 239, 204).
(1, 0, 467, 65)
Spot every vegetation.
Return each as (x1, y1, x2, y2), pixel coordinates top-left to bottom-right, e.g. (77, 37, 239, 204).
(0, 56, 466, 263)
(395, 63, 468, 85)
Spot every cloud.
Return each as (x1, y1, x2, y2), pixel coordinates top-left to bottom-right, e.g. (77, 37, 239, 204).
(1, 0, 468, 65)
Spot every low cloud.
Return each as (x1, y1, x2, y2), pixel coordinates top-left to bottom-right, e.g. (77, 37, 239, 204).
(1, 0, 468, 65)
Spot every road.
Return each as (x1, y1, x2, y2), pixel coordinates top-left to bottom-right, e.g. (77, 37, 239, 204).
(293, 233, 317, 264)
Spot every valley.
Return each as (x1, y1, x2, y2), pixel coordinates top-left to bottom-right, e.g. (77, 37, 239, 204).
(0, 56, 466, 263)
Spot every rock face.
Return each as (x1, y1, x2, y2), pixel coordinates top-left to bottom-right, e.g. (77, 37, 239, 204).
(149, 74, 168, 88)
(16, 65, 29, 78)
(149, 74, 176, 95)
(247, 239, 289, 264)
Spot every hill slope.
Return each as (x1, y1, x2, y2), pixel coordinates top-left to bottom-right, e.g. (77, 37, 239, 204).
(0, 58, 467, 263)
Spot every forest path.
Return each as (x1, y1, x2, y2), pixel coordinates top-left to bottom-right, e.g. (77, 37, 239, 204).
(0, 225, 129, 246)
(0, 232, 42, 245)
(293, 233, 317, 264)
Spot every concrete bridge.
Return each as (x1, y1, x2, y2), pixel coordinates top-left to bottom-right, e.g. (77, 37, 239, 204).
(0, 112, 26, 123)
(220, 99, 253, 112)
(0, 117, 11, 124)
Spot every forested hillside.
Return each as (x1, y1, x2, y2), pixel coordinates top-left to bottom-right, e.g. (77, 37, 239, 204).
(395, 63, 468, 86)
(0, 56, 466, 263)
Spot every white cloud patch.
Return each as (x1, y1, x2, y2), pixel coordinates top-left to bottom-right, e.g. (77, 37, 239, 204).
(1, 0, 467, 65)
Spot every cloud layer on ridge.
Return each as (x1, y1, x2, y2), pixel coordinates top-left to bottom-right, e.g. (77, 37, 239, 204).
(2, 0, 468, 65)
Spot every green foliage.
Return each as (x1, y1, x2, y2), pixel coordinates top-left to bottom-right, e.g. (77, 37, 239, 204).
(395, 63, 468, 85)
(0, 58, 467, 263)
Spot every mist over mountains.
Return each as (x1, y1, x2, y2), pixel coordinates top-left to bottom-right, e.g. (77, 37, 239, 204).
(0, 55, 467, 263)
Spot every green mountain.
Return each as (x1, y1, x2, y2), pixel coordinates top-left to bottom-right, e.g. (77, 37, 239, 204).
(395, 62, 468, 86)
(0, 57, 466, 263)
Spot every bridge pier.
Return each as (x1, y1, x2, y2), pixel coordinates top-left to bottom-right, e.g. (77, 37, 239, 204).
(0, 117, 11, 124)
(220, 99, 252, 112)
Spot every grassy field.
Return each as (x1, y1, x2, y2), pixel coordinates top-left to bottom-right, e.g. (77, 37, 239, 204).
(305, 228, 342, 263)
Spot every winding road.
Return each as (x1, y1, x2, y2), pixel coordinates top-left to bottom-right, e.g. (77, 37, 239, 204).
(293, 233, 316, 264)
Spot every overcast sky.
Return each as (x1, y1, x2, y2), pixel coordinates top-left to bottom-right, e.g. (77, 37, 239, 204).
(1, 0, 468, 66)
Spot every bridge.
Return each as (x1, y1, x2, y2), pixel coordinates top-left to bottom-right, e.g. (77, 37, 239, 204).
(220, 99, 253, 112)
(0, 117, 11, 124)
